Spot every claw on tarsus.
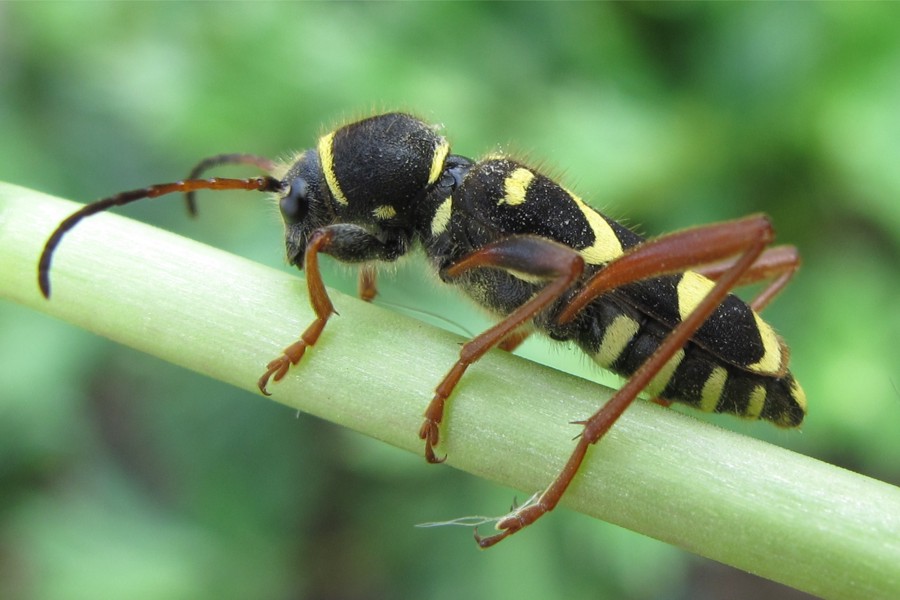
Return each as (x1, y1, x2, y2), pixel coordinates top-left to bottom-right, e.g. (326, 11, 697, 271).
(419, 419, 447, 464)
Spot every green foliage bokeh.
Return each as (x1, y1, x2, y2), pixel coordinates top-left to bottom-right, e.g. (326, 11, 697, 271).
(1, 3, 898, 599)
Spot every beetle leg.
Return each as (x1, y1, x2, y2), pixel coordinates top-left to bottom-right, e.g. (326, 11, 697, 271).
(476, 215, 776, 547)
(693, 244, 800, 312)
(419, 236, 585, 464)
(358, 265, 378, 302)
(258, 225, 409, 394)
(258, 229, 337, 395)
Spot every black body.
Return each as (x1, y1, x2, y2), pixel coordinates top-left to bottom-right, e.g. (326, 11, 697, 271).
(276, 113, 806, 428)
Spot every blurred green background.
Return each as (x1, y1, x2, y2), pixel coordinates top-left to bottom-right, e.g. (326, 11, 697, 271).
(1, 3, 898, 599)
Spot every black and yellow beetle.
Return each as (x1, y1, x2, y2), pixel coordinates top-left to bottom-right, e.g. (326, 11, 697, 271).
(39, 112, 806, 547)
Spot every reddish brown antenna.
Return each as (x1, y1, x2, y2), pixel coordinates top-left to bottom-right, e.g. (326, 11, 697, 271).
(38, 175, 283, 298)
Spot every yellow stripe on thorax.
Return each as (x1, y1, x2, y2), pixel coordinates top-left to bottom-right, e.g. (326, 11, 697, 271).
(317, 131, 349, 206)
(567, 191, 624, 265)
(431, 196, 452, 237)
(499, 168, 534, 206)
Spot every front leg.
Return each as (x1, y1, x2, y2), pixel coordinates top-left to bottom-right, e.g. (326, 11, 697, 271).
(258, 225, 409, 394)
(357, 265, 378, 302)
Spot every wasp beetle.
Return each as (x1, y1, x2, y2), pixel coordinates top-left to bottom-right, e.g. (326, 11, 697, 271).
(39, 112, 806, 547)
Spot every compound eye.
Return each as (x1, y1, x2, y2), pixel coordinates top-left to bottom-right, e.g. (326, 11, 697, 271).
(279, 177, 309, 225)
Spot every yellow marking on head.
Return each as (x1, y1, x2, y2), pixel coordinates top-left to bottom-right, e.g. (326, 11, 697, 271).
(592, 314, 640, 368)
(699, 366, 728, 413)
(427, 140, 450, 185)
(317, 131, 349, 206)
(745, 313, 785, 375)
(373, 205, 397, 220)
(567, 191, 623, 264)
(744, 384, 767, 420)
(499, 168, 534, 206)
(431, 196, 452, 237)
(676, 271, 716, 321)
(645, 349, 685, 398)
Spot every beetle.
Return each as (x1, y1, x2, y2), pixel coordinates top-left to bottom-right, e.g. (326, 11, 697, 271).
(39, 112, 805, 547)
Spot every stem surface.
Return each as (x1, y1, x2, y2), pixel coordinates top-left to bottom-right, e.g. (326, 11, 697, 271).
(1, 182, 898, 599)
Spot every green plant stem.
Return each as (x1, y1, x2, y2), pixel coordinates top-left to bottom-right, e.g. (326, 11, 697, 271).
(1, 182, 898, 599)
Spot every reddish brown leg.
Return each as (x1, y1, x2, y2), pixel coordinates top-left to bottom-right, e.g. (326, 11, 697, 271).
(419, 236, 585, 464)
(476, 215, 775, 547)
(499, 329, 531, 352)
(357, 265, 378, 302)
(693, 244, 800, 312)
(258, 230, 337, 394)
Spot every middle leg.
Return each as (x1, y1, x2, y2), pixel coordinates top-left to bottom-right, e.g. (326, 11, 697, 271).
(418, 236, 585, 464)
